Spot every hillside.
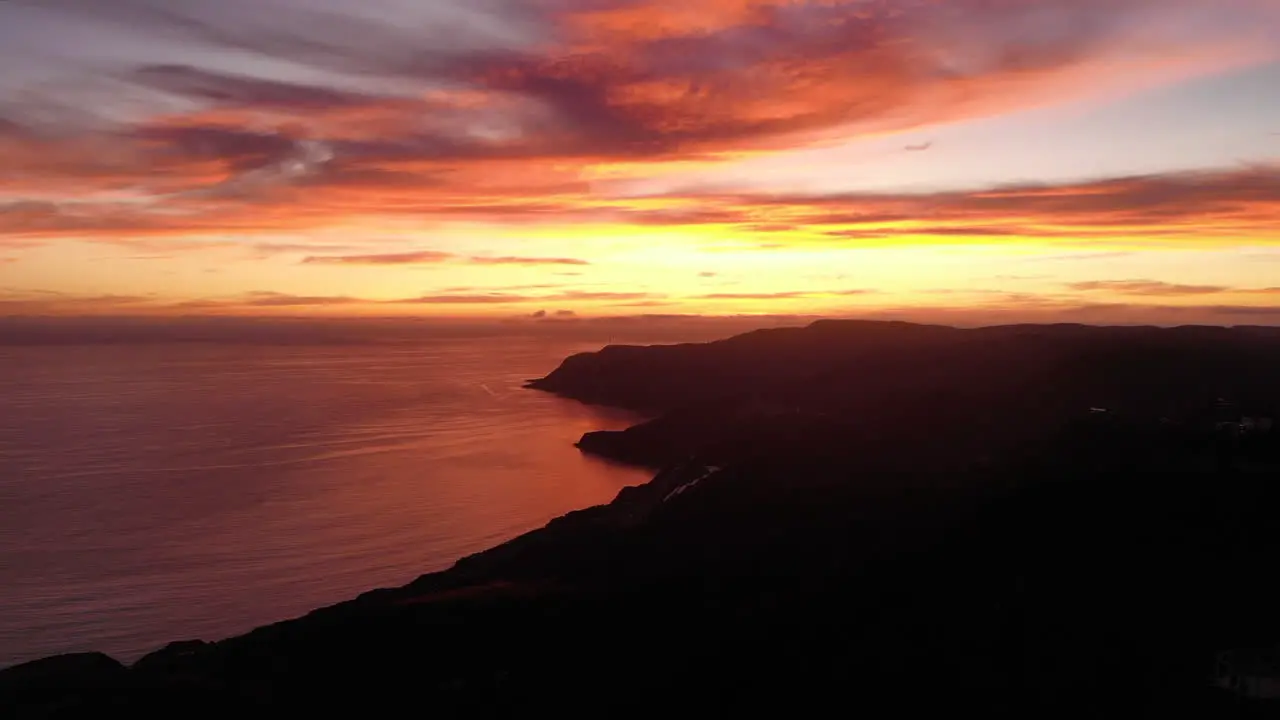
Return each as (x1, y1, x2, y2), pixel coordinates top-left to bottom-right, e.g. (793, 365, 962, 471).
(5, 320, 1280, 718)
(528, 320, 1280, 469)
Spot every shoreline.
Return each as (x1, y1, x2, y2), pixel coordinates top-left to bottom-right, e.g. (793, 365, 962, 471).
(5, 319, 1280, 715)
(0, 451, 689, 675)
(0, 401, 661, 675)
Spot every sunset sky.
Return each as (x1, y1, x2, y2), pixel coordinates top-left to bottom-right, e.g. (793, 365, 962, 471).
(1, 0, 1278, 324)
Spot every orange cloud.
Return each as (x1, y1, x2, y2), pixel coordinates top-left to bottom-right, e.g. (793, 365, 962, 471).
(674, 165, 1280, 246)
(390, 289, 660, 306)
(696, 290, 873, 300)
(300, 251, 590, 266)
(1066, 280, 1280, 296)
(238, 292, 361, 307)
(4, 164, 1279, 249)
(465, 256, 592, 266)
(2, 0, 1275, 249)
(301, 251, 456, 265)
(1066, 280, 1228, 296)
(0, 292, 162, 315)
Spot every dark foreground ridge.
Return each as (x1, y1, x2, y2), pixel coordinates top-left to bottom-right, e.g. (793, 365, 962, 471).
(6, 320, 1280, 718)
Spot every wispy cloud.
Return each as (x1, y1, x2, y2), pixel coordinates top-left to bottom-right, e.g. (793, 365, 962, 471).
(554, 290, 658, 301)
(709, 166, 1280, 246)
(465, 256, 590, 266)
(392, 293, 531, 305)
(301, 251, 590, 266)
(392, 289, 656, 305)
(1205, 305, 1280, 317)
(436, 283, 565, 293)
(2, 0, 1279, 319)
(5, 163, 1278, 249)
(1066, 279, 1228, 296)
(248, 241, 370, 257)
(0, 292, 162, 314)
(826, 226, 1026, 240)
(0, 0, 1276, 245)
(1066, 279, 1280, 296)
(240, 291, 360, 307)
(301, 251, 457, 265)
(696, 289, 873, 300)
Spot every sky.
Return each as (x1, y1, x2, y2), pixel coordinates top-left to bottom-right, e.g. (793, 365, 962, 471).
(0, 0, 1278, 325)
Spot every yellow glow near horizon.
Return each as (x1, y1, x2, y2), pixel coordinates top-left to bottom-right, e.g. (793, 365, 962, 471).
(1, 2, 1279, 324)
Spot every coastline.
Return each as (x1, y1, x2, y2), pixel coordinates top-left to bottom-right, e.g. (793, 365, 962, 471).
(0, 335, 655, 671)
(5, 319, 1280, 716)
(0, 391, 671, 673)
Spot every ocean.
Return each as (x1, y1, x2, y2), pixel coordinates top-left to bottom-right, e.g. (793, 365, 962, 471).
(0, 332, 667, 668)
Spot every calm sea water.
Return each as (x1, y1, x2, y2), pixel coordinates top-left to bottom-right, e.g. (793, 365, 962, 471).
(0, 335, 656, 668)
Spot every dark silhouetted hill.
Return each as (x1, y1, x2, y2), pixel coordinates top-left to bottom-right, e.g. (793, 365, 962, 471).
(529, 320, 1280, 469)
(5, 320, 1280, 718)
